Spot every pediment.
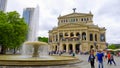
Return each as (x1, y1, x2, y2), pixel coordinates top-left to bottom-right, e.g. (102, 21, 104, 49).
(59, 13, 92, 18)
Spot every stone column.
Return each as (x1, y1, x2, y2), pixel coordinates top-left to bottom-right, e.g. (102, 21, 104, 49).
(59, 44, 62, 51)
(66, 44, 69, 53)
(93, 32, 95, 42)
(80, 44, 83, 52)
(73, 44, 76, 53)
(86, 31, 88, 41)
(98, 33, 100, 42)
(58, 31, 59, 42)
(80, 31, 82, 40)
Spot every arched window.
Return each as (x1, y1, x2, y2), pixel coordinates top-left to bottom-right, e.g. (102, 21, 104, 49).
(95, 34, 97, 41)
(90, 33, 93, 41)
(82, 32, 86, 40)
(70, 32, 74, 37)
(81, 18, 83, 21)
(59, 33, 63, 40)
(90, 45, 94, 50)
(65, 33, 68, 36)
(63, 44, 66, 51)
(76, 19, 78, 22)
(76, 32, 80, 40)
(75, 44, 80, 53)
(55, 45, 57, 51)
(76, 32, 80, 37)
(69, 44, 73, 51)
(100, 34, 105, 42)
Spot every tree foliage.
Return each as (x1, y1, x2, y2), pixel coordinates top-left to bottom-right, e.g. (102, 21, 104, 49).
(108, 44, 117, 49)
(38, 37, 48, 43)
(0, 11, 28, 54)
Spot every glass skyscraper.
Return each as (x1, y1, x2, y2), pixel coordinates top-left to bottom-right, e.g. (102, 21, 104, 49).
(23, 8, 35, 25)
(0, 0, 7, 12)
(23, 6, 39, 41)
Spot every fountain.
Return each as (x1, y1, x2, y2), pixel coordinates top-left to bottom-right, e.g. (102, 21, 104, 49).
(0, 41, 81, 66)
(0, 6, 81, 66)
(23, 41, 48, 57)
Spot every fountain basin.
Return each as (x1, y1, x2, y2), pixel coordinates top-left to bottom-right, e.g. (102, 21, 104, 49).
(24, 41, 48, 45)
(0, 55, 81, 66)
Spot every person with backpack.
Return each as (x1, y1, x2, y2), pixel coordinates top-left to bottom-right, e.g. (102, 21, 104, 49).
(88, 50, 95, 68)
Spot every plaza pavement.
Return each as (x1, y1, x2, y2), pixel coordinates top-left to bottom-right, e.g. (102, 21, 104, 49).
(0, 54, 120, 68)
(77, 54, 120, 68)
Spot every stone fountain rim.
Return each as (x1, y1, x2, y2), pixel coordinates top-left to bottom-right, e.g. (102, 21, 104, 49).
(0, 55, 81, 66)
(24, 41, 48, 45)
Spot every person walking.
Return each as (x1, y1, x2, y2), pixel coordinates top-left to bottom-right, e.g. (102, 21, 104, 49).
(110, 54, 116, 65)
(88, 50, 95, 68)
(96, 49, 104, 68)
(107, 52, 112, 65)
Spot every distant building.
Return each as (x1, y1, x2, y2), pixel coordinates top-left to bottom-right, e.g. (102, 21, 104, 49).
(0, 0, 7, 12)
(23, 6, 39, 41)
(49, 9, 107, 53)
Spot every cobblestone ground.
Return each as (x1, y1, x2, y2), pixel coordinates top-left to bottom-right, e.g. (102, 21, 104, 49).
(0, 54, 120, 68)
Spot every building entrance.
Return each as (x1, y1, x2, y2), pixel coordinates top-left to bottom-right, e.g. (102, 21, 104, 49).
(75, 44, 80, 53)
(69, 44, 73, 53)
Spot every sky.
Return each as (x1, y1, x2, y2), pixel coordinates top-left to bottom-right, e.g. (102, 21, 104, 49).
(6, 0, 120, 44)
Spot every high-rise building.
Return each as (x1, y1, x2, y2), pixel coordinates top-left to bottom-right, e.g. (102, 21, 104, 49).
(49, 9, 106, 53)
(0, 0, 7, 12)
(23, 6, 39, 41)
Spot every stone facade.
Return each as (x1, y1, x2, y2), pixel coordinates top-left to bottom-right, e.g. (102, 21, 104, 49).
(48, 11, 106, 53)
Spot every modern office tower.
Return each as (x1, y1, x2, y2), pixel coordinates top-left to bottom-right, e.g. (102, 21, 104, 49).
(0, 0, 7, 12)
(23, 6, 39, 41)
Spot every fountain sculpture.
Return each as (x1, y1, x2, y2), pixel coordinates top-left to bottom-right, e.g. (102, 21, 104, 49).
(24, 41, 48, 57)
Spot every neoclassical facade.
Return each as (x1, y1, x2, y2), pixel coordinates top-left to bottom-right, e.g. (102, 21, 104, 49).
(48, 10, 106, 53)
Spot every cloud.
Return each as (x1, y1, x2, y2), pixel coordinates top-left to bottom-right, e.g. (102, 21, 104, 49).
(93, 0, 120, 43)
(6, 0, 120, 44)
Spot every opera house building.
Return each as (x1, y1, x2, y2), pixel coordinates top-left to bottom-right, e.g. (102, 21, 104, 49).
(49, 10, 106, 53)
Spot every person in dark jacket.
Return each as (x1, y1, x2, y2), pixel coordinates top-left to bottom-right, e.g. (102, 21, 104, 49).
(110, 54, 116, 65)
(88, 50, 95, 68)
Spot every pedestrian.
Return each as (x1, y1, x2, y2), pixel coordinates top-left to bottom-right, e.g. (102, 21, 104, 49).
(72, 52, 75, 57)
(107, 52, 112, 65)
(88, 50, 95, 68)
(110, 54, 116, 65)
(103, 50, 107, 60)
(96, 49, 104, 68)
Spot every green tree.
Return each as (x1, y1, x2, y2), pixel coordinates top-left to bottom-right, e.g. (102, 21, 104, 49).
(108, 44, 117, 49)
(38, 37, 48, 43)
(0, 11, 28, 54)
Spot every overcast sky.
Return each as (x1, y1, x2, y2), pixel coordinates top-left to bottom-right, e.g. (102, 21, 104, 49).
(6, 0, 120, 44)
